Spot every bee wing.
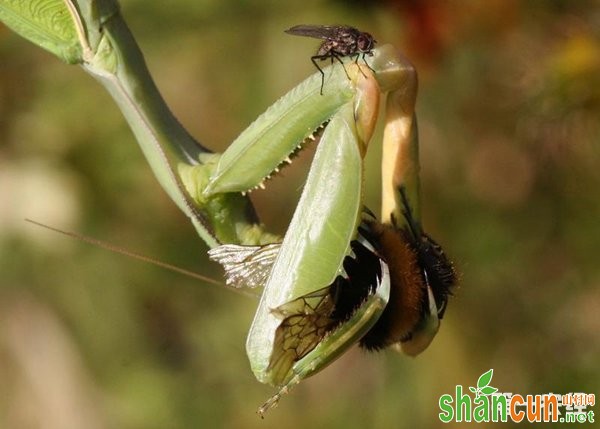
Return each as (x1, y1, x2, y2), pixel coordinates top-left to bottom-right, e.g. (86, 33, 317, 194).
(284, 25, 340, 40)
(208, 243, 280, 289)
(267, 285, 336, 377)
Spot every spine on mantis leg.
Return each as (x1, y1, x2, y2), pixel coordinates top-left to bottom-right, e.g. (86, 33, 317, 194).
(202, 62, 357, 196)
(201, 45, 399, 198)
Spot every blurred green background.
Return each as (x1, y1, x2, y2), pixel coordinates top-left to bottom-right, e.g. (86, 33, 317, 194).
(1, 1, 599, 428)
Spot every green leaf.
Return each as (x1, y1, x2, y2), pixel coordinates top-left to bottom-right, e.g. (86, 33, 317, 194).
(477, 369, 494, 389)
(481, 386, 498, 395)
(469, 387, 477, 393)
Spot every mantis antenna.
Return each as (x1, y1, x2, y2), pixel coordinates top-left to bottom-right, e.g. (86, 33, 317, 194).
(24, 218, 257, 298)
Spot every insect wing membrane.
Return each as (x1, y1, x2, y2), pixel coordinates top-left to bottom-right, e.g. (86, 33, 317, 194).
(265, 285, 335, 383)
(284, 25, 340, 40)
(208, 243, 280, 289)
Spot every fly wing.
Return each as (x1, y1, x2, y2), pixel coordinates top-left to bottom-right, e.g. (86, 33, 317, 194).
(284, 24, 340, 40)
(208, 243, 280, 289)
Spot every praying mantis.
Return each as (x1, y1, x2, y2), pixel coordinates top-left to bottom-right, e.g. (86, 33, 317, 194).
(1, 0, 456, 415)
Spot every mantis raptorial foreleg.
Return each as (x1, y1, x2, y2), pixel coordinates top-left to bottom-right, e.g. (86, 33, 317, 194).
(206, 46, 455, 413)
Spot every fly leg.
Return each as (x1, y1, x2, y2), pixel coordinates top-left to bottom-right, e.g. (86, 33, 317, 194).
(310, 55, 328, 95)
(331, 52, 352, 80)
(352, 54, 369, 78)
(361, 52, 376, 74)
(311, 54, 351, 94)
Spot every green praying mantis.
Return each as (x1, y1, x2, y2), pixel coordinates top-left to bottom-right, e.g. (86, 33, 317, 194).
(1, 0, 456, 415)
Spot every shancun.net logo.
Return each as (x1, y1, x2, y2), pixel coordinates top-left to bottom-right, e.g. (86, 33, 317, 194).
(439, 369, 596, 424)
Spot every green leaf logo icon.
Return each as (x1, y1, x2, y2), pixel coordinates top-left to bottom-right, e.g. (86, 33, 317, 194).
(478, 369, 494, 389)
(470, 369, 498, 399)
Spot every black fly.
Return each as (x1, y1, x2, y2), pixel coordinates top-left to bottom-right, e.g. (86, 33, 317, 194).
(285, 25, 377, 95)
